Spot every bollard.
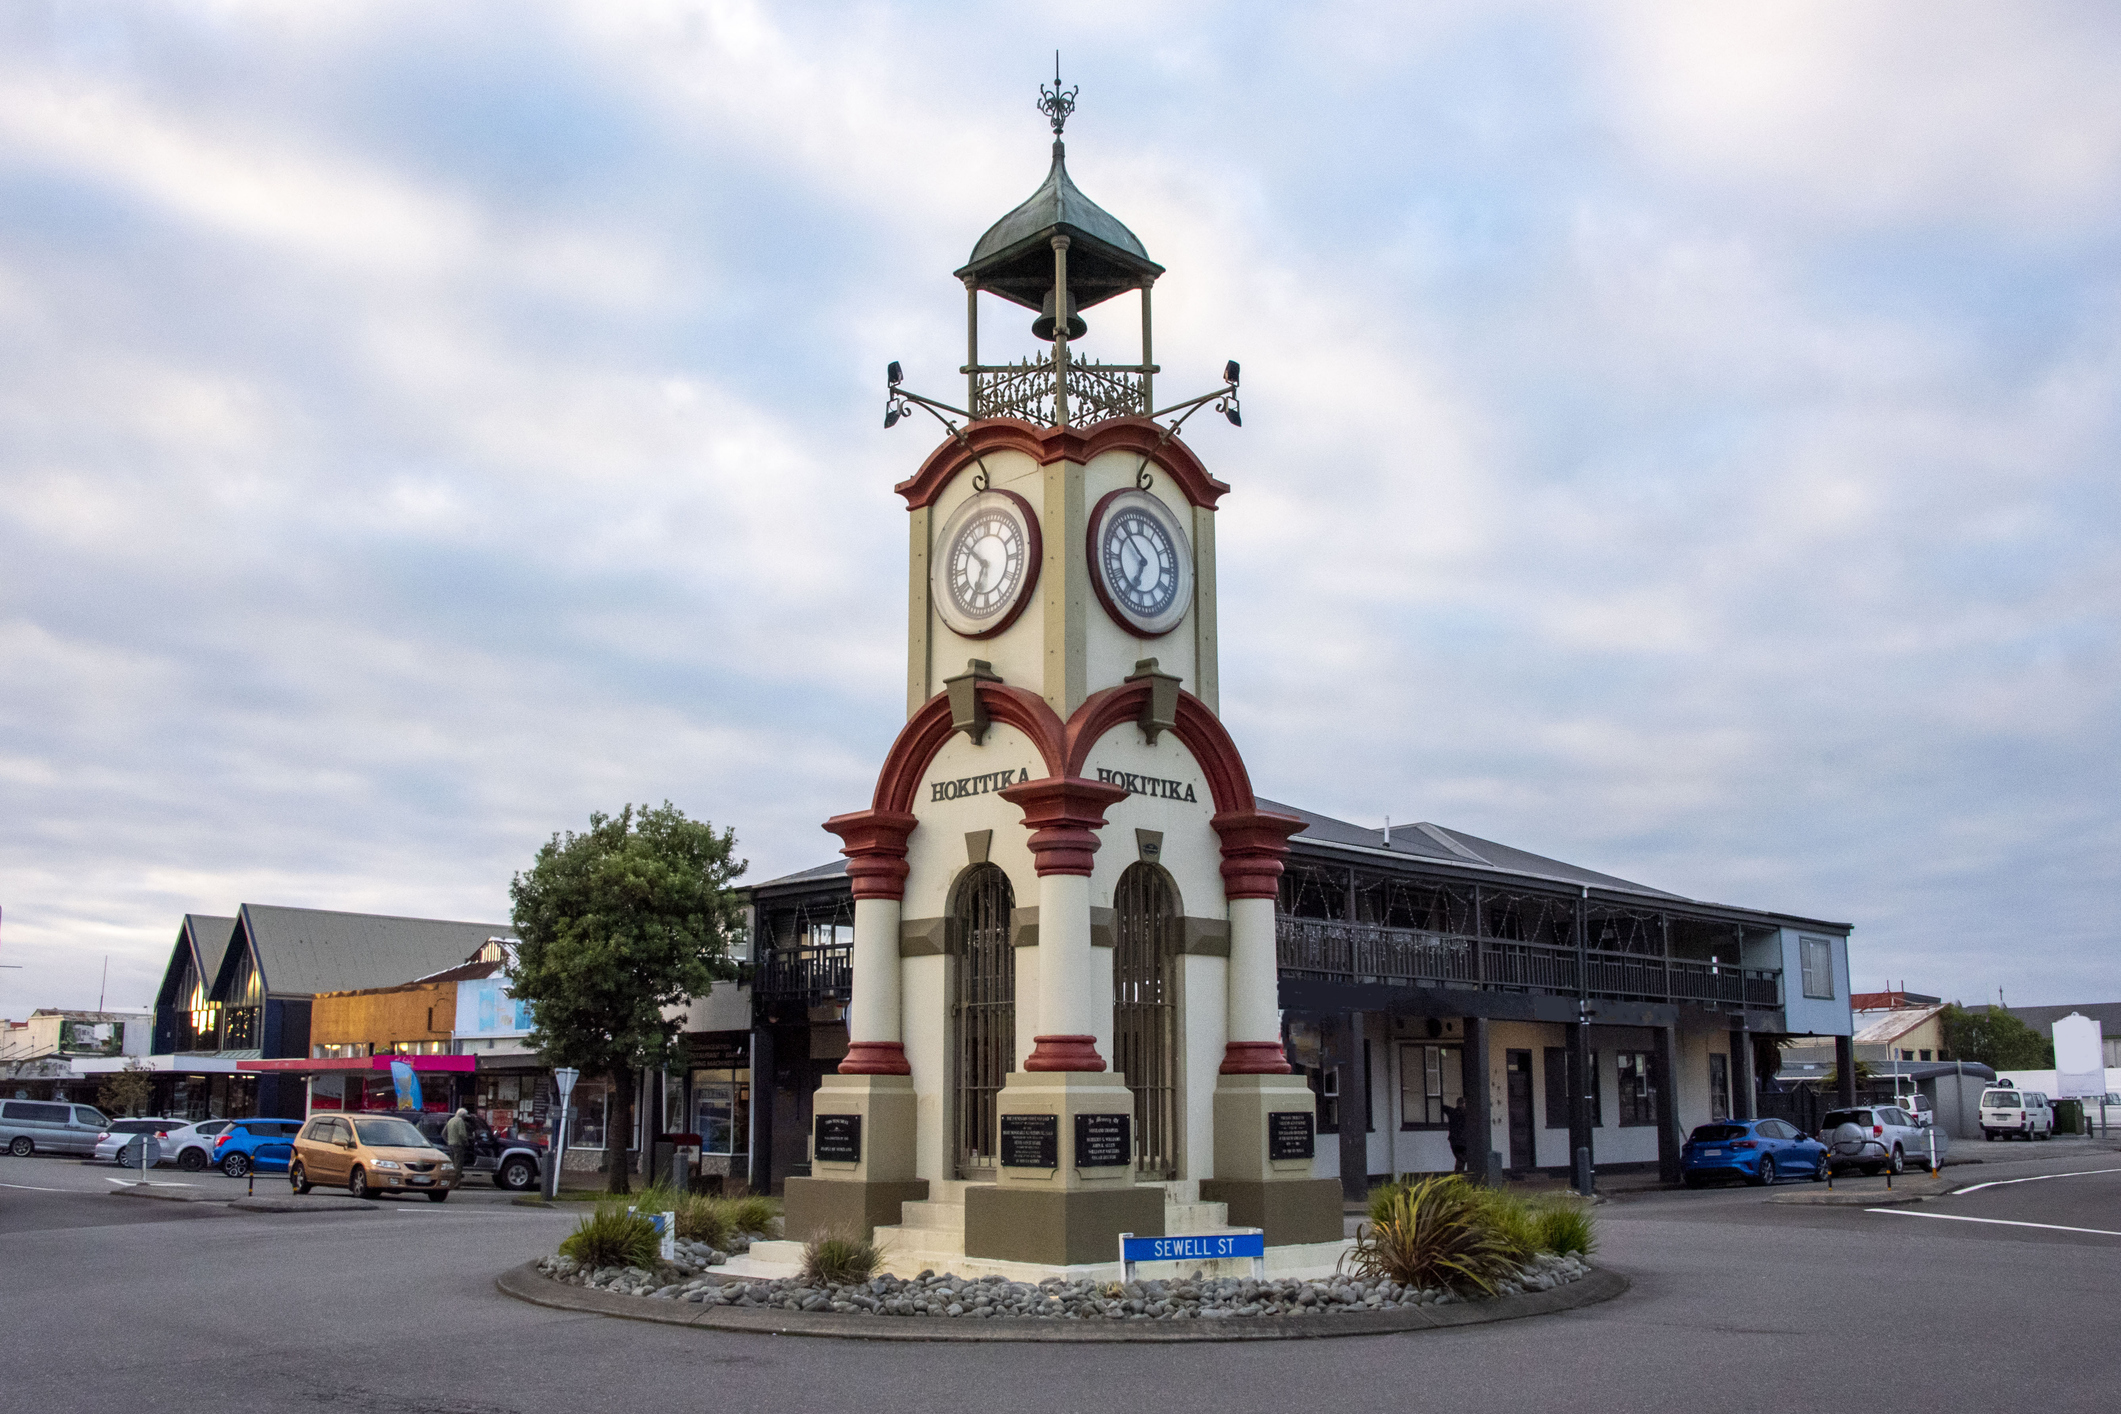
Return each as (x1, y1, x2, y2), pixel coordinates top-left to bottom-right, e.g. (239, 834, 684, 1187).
(247, 1168, 255, 1197)
(1572, 1146, 1593, 1196)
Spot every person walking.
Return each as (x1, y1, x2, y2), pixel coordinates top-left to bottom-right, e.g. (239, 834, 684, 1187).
(444, 1107, 475, 1176)
(1442, 1101, 1467, 1174)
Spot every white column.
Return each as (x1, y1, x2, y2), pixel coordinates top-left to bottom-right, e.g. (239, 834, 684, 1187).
(848, 896, 902, 1047)
(1226, 895, 1280, 1048)
(1037, 871, 1095, 1039)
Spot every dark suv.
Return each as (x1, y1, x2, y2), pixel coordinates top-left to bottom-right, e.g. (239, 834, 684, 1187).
(413, 1112, 544, 1190)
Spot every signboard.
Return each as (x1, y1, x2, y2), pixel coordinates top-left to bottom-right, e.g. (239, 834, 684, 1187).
(2053, 1013, 2106, 1100)
(1074, 1113, 1131, 1168)
(1268, 1110, 1315, 1161)
(1118, 1230, 1266, 1280)
(691, 1038, 748, 1069)
(999, 1113, 1059, 1169)
(814, 1113, 862, 1165)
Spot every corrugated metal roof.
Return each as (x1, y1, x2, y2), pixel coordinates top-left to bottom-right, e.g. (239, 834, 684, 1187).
(237, 904, 510, 998)
(1261, 799, 1685, 900)
(2005, 1001, 2121, 1033)
(185, 914, 237, 989)
(751, 858, 850, 891)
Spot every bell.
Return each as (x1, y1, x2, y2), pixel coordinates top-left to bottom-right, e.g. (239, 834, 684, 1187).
(1031, 286, 1087, 342)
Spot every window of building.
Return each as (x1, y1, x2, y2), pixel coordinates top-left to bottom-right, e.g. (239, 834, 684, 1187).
(1397, 1044, 1463, 1129)
(690, 1068, 751, 1156)
(1919, 1050, 1932, 1062)
(1800, 936, 1835, 999)
(1615, 1051, 1656, 1127)
(1709, 1053, 1730, 1122)
(568, 1078, 609, 1150)
(1542, 1048, 1602, 1128)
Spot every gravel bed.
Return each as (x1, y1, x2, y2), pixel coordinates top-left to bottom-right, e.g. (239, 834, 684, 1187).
(532, 1250, 1592, 1321)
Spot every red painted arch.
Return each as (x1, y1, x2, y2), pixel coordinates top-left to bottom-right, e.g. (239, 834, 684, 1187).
(894, 417, 1231, 512)
(870, 683, 1067, 816)
(1061, 681, 1258, 816)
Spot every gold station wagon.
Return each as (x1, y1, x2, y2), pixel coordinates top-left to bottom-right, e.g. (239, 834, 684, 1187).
(291, 1114, 459, 1201)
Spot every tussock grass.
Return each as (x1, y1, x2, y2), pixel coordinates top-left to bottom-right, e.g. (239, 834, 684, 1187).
(1346, 1176, 1522, 1295)
(801, 1228, 882, 1286)
(557, 1204, 659, 1270)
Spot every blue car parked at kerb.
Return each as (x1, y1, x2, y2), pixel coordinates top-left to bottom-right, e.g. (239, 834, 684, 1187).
(1681, 1118, 1827, 1188)
(210, 1118, 305, 1178)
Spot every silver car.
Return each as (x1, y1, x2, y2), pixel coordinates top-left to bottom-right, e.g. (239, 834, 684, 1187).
(93, 1117, 191, 1166)
(161, 1118, 238, 1171)
(1, 1100, 110, 1156)
(1820, 1104, 1945, 1175)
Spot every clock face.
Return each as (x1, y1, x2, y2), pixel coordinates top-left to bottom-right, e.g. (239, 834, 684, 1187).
(930, 489, 1041, 640)
(1088, 488, 1193, 637)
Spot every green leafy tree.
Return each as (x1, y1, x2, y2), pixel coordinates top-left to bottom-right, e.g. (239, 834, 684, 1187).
(509, 803, 746, 1194)
(1939, 1004, 2055, 1070)
(97, 1058, 154, 1117)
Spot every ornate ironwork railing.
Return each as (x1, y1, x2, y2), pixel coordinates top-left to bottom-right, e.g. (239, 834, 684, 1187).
(1275, 917, 1782, 1009)
(752, 942, 852, 1006)
(968, 355, 1152, 424)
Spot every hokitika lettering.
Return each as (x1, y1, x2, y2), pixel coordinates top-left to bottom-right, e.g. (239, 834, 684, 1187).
(930, 767, 1032, 803)
(1094, 767, 1199, 803)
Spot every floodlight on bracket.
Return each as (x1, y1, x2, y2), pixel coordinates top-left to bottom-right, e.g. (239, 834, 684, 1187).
(884, 361, 998, 490)
(1130, 359, 1242, 489)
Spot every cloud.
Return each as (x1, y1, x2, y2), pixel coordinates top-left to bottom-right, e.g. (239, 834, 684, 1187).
(1, 1, 2117, 1020)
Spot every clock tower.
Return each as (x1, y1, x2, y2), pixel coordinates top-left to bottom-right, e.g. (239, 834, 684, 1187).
(785, 79, 1343, 1270)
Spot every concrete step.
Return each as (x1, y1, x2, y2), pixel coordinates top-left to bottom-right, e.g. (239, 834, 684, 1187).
(894, 1198, 967, 1232)
(1164, 1200, 1230, 1234)
(872, 1222, 966, 1262)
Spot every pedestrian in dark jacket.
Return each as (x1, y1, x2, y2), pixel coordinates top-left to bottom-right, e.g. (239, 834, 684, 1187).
(444, 1108, 475, 1173)
(1442, 1102, 1467, 1174)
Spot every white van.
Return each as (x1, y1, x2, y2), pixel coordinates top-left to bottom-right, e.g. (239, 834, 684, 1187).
(1979, 1086, 2053, 1141)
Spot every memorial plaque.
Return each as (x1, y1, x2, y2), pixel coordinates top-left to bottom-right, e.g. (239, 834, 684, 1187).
(1074, 1112, 1131, 1168)
(999, 1113, 1059, 1169)
(1267, 1110, 1315, 1161)
(814, 1113, 862, 1165)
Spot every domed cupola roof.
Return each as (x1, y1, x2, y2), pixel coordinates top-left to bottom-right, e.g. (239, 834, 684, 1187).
(954, 79, 1163, 315)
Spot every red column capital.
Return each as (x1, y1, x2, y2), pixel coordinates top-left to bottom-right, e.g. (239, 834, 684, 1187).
(822, 809, 919, 901)
(839, 1041, 912, 1075)
(1211, 809, 1306, 900)
(997, 775, 1128, 877)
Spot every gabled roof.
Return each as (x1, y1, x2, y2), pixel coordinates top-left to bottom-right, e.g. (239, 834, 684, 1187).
(2004, 1001, 2121, 1033)
(156, 914, 237, 1009)
(229, 904, 511, 999)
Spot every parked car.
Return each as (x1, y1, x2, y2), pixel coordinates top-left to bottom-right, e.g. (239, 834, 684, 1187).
(290, 1113, 459, 1201)
(164, 1118, 238, 1171)
(1979, 1087, 2055, 1141)
(411, 1110, 545, 1191)
(1820, 1105, 1937, 1174)
(210, 1118, 306, 1177)
(1682, 1118, 1828, 1187)
(1, 1100, 110, 1156)
(93, 1117, 191, 1166)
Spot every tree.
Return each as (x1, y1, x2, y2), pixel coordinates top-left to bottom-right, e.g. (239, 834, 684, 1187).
(1939, 1004, 2055, 1070)
(97, 1058, 153, 1117)
(509, 803, 746, 1194)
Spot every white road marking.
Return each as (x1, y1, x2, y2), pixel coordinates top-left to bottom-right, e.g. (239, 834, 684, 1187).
(1951, 1167, 2121, 1196)
(1868, 1208, 2121, 1238)
(0, 1181, 70, 1192)
(102, 1177, 198, 1188)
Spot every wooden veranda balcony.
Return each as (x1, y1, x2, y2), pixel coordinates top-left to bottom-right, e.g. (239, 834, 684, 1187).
(1275, 916, 1780, 1009)
(751, 941, 853, 1007)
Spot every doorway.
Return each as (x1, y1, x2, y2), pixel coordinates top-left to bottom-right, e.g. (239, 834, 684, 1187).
(1112, 862, 1180, 1179)
(950, 863, 1015, 1179)
(1505, 1050, 1534, 1172)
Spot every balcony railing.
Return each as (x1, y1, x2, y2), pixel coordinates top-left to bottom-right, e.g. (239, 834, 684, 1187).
(752, 942, 853, 1007)
(1276, 917, 1780, 1009)
(968, 356, 1152, 424)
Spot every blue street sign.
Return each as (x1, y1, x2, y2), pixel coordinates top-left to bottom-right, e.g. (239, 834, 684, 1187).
(1117, 1229, 1266, 1280)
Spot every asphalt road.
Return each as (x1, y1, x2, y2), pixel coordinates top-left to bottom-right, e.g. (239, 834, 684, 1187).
(4, 1143, 2118, 1414)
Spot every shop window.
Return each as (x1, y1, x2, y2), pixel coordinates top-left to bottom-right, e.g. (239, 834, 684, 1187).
(569, 1079, 609, 1150)
(1398, 1043, 1463, 1129)
(1543, 1048, 1602, 1128)
(690, 1068, 751, 1156)
(1709, 1053, 1730, 1122)
(1800, 936, 1835, 999)
(1615, 1051, 1656, 1127)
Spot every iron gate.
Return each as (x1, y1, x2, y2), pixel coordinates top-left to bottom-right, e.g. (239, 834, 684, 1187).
(950, 864, 1016, 1179)
(1113, 862, 1180, 1179)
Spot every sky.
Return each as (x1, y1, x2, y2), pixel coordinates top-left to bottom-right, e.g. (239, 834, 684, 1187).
(2, 1, 2117, 1018)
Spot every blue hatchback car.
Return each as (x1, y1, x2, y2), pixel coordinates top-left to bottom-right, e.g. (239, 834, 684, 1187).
(209, 1118, 305, 1178)
(1681, 1118, 1827, 1187)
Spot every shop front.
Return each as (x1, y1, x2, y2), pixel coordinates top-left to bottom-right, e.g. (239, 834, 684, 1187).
(238, 1055, 476, 1116)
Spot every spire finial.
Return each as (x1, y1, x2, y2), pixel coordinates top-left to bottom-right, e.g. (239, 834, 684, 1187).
(1038, 52, 1078, 137)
